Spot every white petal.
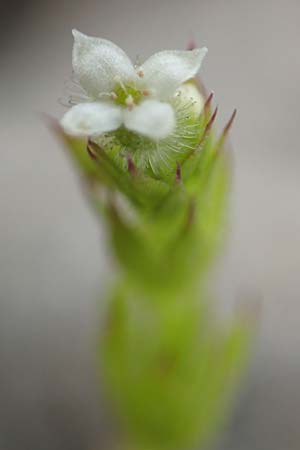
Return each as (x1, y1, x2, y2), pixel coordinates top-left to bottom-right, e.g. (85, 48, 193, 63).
(140, 47, 207, 100)
(72, 29, 137, 98)
(175, 81, 205, 117)
(61, 102, 123, 137)
(123, 99, 175, 140)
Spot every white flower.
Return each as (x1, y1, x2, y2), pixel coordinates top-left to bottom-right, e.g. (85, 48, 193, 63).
(61, 29, 207, 141)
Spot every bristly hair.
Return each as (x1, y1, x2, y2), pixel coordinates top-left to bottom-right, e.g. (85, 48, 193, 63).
(58, 72, 90, 108)
(93, 96, 204, 179)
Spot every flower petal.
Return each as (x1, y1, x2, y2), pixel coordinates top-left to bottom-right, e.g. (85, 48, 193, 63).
(140, 47, 208, 100)
(72, 29, 137, 98)
(61, 102, 123, 137)
(175, 81, 205, 117)
(123, 99, 175, 140)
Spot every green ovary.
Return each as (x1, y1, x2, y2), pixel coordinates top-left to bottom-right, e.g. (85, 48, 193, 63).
(114, 83, 144, 106)
(93, 97, 203, 179)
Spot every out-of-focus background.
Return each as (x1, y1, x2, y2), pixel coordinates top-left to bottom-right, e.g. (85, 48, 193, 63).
(1, 0, 300, 449)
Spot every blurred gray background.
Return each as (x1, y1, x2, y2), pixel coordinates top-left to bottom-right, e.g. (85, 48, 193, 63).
(1, 0, 300, 449)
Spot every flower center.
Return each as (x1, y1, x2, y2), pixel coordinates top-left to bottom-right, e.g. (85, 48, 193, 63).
(113, 80, 144, 108)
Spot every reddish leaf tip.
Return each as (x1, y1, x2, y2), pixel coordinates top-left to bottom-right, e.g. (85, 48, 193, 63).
(205, 105, 218, 134)
(86, 140, 97, 160)
(176, 162, 182, 183)
(186, 37, 197, 50)
(222, 109, 237, 136)
(204, 91, 214, 113)
(127, 154, 137, 176)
